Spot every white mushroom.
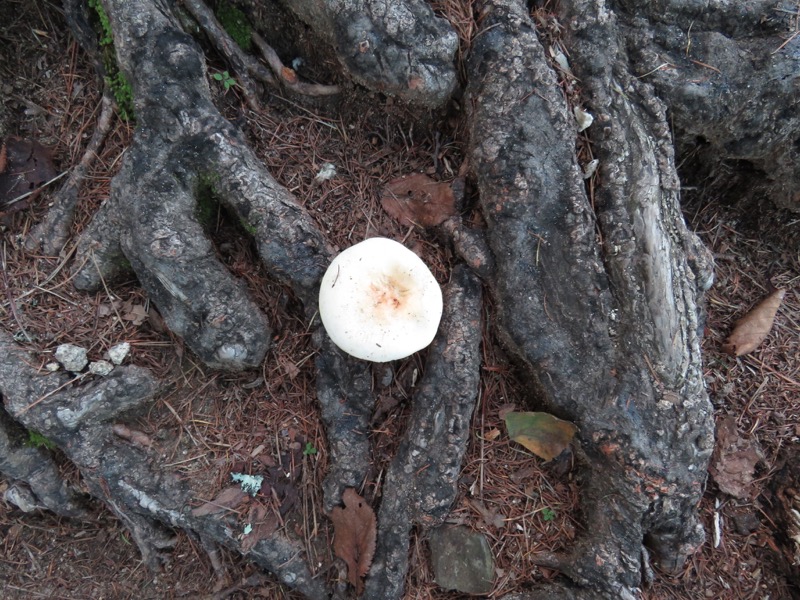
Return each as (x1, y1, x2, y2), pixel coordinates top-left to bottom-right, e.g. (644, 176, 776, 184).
(318, 237, 443, 362)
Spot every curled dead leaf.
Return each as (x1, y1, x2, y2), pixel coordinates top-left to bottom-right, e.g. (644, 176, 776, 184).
(722, 288, 785, 356)
(504, 411, 577, 462)
(381, 173, 456, 228)
(709, 416, 762, 499)
(329, 488, 376, 594)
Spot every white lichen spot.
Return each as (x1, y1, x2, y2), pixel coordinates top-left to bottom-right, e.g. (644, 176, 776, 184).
(231, 472, 264, 496)
(314, 162, 337, 182)
(216, 344, 246, 363)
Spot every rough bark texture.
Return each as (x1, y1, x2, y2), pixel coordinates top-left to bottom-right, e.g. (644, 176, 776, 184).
(365, 265, 483, 599)
(280, 0, 458, 107)
(313, 334, 374, 511)
(0, 329, 329, 599)
(615, 0, 800, 212)
(0, 406, 86, 518)
(71, 0, 331, 370)
(466, 1, 714, 596)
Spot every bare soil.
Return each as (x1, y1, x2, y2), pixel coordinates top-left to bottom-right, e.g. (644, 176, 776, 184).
(1, 1, 798, 599)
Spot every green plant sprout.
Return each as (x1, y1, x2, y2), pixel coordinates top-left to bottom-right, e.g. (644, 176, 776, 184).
(303, 441, 318, 456)
(541, 507, 556, 522)
(212, 71, 237, 91)
(26, 430, 56, 450)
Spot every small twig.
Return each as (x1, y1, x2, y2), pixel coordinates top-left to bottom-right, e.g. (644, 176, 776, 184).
(1, 242, 33, 342)
(91, 252, 127, 332)
(5, 171, 69, 207)
(27, 89, 115, 255)
(635, 62, 677, 79)
(772, 30, 799, 54)
(251, 33, 340, 97)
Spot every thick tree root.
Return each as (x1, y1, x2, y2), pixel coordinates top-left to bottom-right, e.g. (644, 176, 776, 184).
(0, 406, 86, 517)
(69, 0, 331, 370)
(615, 0, 800, 211)
(282, 0, 458, 107)
(0, 330, 328, 598)
(364, 265, 483, 599)
(465, 1, 714, 597)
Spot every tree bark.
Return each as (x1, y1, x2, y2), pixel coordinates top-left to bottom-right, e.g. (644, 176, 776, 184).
(466, 1, 714, 596)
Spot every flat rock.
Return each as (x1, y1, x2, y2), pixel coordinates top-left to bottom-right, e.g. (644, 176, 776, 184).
(428, 525, 494, 594)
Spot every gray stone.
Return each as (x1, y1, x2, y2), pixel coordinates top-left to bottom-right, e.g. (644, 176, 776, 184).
(429, 525, 494, 595)
(107, 342, 130, 365)
(54, 344, 88, 372)
(89, 361, 114, 376)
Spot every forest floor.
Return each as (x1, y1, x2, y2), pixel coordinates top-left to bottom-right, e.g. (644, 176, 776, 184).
(1, 1, 798, 599)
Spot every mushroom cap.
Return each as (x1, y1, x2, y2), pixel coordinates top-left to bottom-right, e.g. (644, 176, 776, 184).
(318, 237, 443, 362)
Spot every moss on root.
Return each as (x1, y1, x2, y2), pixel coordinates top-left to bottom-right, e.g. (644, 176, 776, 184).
(215, 1, 252, 51)
(88, 0, 135, 121)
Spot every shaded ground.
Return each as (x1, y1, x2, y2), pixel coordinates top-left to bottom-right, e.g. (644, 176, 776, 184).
(1, 1, 798, 598)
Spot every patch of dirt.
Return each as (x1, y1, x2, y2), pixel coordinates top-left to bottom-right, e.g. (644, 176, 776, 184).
(1, 1, 798, 599)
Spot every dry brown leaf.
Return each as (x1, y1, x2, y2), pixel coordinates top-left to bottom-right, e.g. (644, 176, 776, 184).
(0, 136, 57, 207)
(329, 488, 376, 594)
(122, 301, 148, 326)
(709, 416, 762, 499)
(722, 288, 785, 356)
(469, 498, 505, 530)
(241, 503, 279, 553)
(191, 486, 249, 517)
(278, 355, 300, 380)
(381, 173, 456, 228)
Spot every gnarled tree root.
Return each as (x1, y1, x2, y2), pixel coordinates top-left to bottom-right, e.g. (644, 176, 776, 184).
(466, 2, 714, 597)
(0, 330, 328, 598)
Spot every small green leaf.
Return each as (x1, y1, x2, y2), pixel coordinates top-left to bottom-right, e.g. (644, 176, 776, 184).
(303, 441, 317, 456)
(504, 411, 577, 461)
(212, 72, 223, 81)
(541, 507, 555, 521)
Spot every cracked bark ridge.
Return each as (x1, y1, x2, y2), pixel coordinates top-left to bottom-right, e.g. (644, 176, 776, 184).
(0, 330, 328, 599)
(313, 332, 374, 511)
(0, 406, 86, 517)
(281, 0, 458, 107)
(467, 1, 714, 597)
(609, 0, 800, 211)
(70, 0, 331, 370)
(364, 265, 483, 600)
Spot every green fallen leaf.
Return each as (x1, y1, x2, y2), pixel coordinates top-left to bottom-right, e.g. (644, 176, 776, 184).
(504, 411, 577, 461)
